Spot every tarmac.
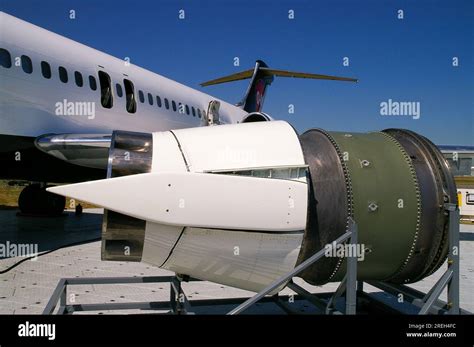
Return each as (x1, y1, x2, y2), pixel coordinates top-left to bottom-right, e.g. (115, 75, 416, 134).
(1, 208, 473, 314)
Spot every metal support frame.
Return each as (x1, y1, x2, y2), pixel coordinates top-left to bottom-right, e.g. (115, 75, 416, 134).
(228, 218, 359, 315)
(43, 208, 463, 315)
(365, 203, 462, 315)
(43, 220, 361, 315)
(170, 275, 194, 314)
(43, 276, 186, 315)
(42, 275, 310, 315)
(418, 204, 460, 314)
(325, 221, 358, 315)
(446, 203, 460, 314)
(416, 203, 459, 314)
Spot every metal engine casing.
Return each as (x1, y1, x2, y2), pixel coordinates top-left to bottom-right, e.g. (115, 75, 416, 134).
(99, 121, 457, 292)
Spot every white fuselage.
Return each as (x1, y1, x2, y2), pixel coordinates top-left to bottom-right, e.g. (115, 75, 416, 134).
(0, 11, 247, 138)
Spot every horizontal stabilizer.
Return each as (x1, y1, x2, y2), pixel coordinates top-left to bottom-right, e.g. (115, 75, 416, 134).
(200, 67, 357, 86)
(200, 60, 357, 113)
(200, 69, 255, 86)
(262, 68, 358, 82)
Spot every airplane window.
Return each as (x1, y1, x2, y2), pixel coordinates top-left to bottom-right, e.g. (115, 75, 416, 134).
(185, 105, 190, 115)
(89, 75, 97, 90)
(164, 98, 169, 109)
(41, 61, 51, 79)
(191, 107, 196, 117)
(21, 55, 33, 74)
(148, 93, 153, 105)
(123, 79, 136, 113)
(156, 95, 162, 107)
(74, 71, 83, 87)
(172, 100, 177, 112)
(178, 102, 184, 114)
(58, 66, 68, 83)
(98, 71, 113, 108)
(116, 83, 123, 97)
(0, 48, 12, 68)
(139, 90, 145, 103)
(197, 109, 201, 118)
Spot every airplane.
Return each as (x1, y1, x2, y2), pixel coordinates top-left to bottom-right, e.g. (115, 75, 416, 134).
(0, 11, 357, 215)
(1, 11, 461, 299)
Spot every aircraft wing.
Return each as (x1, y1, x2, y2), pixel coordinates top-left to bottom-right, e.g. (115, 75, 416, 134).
(34, 133, 111, 170)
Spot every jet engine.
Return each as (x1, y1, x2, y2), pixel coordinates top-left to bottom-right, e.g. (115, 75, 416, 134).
(48, 121, 456, 292)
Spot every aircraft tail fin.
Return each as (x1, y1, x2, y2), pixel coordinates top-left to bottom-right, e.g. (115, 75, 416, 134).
(200, 60, 358, 113)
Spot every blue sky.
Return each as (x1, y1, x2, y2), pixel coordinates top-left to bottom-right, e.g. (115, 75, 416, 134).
(1, 0, 473, 145)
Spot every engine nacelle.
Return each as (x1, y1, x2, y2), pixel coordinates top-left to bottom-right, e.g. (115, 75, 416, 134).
(241, 112, 273, 123)
(49, 121, 456, 292)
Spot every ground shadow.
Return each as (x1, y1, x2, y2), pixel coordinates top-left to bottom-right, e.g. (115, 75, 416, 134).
(0, 210, 102, 257)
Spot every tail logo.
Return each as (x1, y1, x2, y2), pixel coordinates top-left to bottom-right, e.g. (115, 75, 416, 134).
(255, 79, 265, 111)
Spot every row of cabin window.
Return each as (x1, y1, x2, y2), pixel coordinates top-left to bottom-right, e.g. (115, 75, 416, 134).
(0, 48, 205, 118)
(135, 89, 203, 118)
(0, 48, 99, 90)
